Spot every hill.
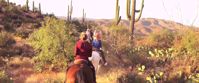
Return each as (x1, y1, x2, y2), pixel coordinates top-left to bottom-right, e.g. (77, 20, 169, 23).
(0, 1, 44, 57)
(0, 1, 43, 34)
(93, 18, 199, 36)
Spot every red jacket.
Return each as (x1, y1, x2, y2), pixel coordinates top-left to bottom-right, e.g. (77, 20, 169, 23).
(74, 40, 92, 60)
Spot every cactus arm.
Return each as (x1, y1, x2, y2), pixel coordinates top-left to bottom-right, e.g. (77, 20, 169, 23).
(26, 0, 29, 11)
(67, 5, 70, 21)
(70, 0, 73, 20)
(67, 0, 73, 21)
(116, 16, 121, 25)
(135, 0, 144, 22)
(115, 0, 119, 19)
(115, 0, 121, 25)
(82, 9, 86, 22)
(126, 0, 131, 20)
(32, 1, 34, 12)
(39, 3, 41, 13)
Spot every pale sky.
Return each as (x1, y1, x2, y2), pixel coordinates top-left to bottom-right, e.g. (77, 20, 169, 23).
(9, 0, 199, 27)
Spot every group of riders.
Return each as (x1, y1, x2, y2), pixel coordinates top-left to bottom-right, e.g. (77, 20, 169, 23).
(72, 28, 107, 83)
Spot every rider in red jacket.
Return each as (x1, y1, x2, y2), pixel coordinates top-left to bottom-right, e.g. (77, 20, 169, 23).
(74, 36, 92, 60)
(74, 32, 96, 83)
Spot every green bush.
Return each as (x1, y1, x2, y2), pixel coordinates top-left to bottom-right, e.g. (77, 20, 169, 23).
(173, 29, 199, 55)
(147, 29, 175, 49)
(106, 25, 132, 56)
(28, 17, 75, 71)
(15, 30, 29, 39)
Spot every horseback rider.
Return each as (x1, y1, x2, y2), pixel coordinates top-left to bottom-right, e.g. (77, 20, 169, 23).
(74, 32, 96, 83)
(86, 28, 93, 43)
(92, 30, 107, 66)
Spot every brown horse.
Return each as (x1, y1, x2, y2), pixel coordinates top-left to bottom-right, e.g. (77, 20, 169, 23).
(65, 60, 96, 83)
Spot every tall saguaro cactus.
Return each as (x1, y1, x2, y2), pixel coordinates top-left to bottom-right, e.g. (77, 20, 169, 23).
(115, 0, 121, 25)
(126, 0, 144, 36)
(67, 0, 73, 21)
(39, 3, 41, 14)
(32, 1, 35, 12)
(26, 0, 29, 11)
(82, 9, 86, 23)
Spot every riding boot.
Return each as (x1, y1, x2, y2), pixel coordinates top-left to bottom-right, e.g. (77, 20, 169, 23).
(88, 60, 96, 83)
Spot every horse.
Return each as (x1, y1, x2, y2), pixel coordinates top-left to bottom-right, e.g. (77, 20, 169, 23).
(65, 60, 96, 83)
(89, 51, 103, 73)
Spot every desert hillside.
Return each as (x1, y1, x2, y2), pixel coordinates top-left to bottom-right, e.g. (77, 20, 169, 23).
(0, 0, 45, 57)
(0, 1, 199, 83)
(93, 18, 199, 36)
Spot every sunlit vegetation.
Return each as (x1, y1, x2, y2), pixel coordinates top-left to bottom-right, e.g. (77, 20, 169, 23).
(28, 17, 75, 72)
(0, 0, 199, 83)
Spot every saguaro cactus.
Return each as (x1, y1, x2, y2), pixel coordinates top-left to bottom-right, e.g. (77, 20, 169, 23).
(39, 3, 41, 14)
(82, 9, 86, 23)
(126, 0, 144, 36)
(67, 0, 73, 21)
(32, 1, 35, 12)
(115, 0, 121, 25)
(26, 0, 29, 11)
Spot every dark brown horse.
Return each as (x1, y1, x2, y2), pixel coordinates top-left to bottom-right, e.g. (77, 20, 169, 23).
(65, 60, 96, 83)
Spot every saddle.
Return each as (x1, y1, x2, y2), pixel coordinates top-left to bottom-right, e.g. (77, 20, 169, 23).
(74, 59, 89, 65)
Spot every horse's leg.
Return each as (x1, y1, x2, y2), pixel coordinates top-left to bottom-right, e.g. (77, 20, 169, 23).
(96, 60, 103, 73)
(99, 50, 106, 64)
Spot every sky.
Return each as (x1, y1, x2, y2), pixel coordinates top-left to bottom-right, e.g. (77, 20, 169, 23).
(9, 0, 199, 27)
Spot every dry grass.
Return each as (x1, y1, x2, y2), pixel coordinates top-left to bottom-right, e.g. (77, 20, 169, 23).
(97, 68, 125, 83)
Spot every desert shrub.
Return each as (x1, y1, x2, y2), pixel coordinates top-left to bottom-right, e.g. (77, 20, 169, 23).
(0, 70, 13, 83)
(173, 29, 199, 56)
(0, 31, 14, 47)
(15, 28, 32, 39)
(187, 73, 199, 83)
(97, 68, 125, 83)
(44, 78, 64, 83)
(69, 20, 94, 32)
(4, 4, 20, 14)
(28, 17, 75, 71)
(117, 73, 146, 83)
(105, 25, 132, 56)
(21, 5, 27, 12)
(147, 29, 175, 49)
